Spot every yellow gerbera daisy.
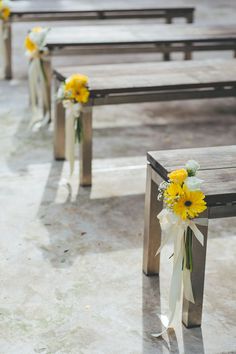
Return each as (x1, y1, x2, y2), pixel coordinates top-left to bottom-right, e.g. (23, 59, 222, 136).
(173, 185, 207, 220)
(24, 35, 37, 53)
(75, 86, 90, 104)
(164, 182, 184, 205)
(168, 168, 188, 184)
(1, 6, 10, 20)
(65, 74, 90, 104)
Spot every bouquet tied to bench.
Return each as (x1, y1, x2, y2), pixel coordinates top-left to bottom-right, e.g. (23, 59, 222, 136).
(0, 0, 11, 71)
(0, 0, 10, 21)
(25, 26, 50, 127)
(155, 160, 207, 336)
(57, 74, 90, 175)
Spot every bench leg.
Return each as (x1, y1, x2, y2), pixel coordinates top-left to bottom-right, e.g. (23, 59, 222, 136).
(182, 211, 209, 327)
(143, 165, 162, 275)
(166, 15, 172, 24)
(3, 21, 12, 79)
(79, 105, 93, 186)
(163, 50, 171, 61)
(184, 44, 192, 60)
(53, 76, 66, 160)
(187, 12, 194, 24)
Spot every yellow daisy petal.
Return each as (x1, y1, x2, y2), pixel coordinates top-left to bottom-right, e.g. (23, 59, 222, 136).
(168, 168, 188, 184)
(64, 74, 90, 104)
(164, 182, 184, 206)
(24, 35, 37, 52)
(2, 7, 10, 20)
(173, 185, 206, 220)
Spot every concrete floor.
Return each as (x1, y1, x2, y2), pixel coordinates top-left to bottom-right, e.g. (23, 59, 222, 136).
(0, 1, 236, 353)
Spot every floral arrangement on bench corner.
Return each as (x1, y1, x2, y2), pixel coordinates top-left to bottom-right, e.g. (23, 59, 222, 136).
(24, 26, 50, 127)
(0, 0, 11, 65)
(57, 74, 90, 174)
(0, 0, 11, 22)
(155, 160, 207, 336)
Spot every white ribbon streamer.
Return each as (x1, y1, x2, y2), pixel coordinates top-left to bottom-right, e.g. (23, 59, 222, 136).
(152, 209, 205, 337)
(63, 100, 81, 175)
(28, 56, 50, 128)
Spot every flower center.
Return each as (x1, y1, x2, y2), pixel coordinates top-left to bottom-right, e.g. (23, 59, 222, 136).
(184, 200, 192, 207)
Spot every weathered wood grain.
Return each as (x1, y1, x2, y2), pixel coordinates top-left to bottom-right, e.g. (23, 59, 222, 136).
(148, 145, 236, 172)
(46, 24, 236, 48)
(11, 0, 194, 15)
(54, 59, 236, 94)
(147, 146, 236, 206)
(10, 0, 194, 24)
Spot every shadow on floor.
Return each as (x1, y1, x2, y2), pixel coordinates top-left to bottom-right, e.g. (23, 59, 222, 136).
(142, 274, 205, 354)
(36, 160, 145, 268)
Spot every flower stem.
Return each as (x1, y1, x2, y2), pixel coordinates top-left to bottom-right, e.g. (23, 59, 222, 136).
(185, 227, 193, 271)
(75, 116, 82, 142)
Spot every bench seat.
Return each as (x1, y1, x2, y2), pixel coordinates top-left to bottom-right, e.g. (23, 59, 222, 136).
(11, 1, 194, 21)
(39, 23, 236, 122)
(53, 59, 236, 186)
(55, 59, 236, 97)
(47, 24, 236, 49)
(3, 1, 194, 79)
(143, 145, 236, 328)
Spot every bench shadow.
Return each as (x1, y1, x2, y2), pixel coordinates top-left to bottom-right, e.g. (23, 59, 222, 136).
(142, 274, 206, 354)
(182, 326, 205, 354)
(5, 85, 236, 175)
(37, 160, 145, 268)
(142, 274, 180, 354)
(93, 119, 236, 160)
(5, 115, 53, 174)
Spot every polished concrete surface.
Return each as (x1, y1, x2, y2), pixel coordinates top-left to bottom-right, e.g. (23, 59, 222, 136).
(0, 0, 236, 353)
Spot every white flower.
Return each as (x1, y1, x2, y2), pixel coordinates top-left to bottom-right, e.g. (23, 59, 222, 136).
(185, 160, 200, 176)
(185, 176, 203, 191)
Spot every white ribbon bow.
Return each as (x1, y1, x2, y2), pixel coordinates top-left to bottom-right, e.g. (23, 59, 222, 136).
(152, 209, 206, 337)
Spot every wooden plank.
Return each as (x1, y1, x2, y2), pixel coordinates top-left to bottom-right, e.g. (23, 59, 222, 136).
(197, 168, 236, 205)
(89, 87, 236, 106)
(148, 146, 236, 176)
(54, 59, 236, 94)
(55, 59, 236, 79)
(150, 157, 236, 206)
(46, 24, 236, 48)
(11, 1, 194, 15)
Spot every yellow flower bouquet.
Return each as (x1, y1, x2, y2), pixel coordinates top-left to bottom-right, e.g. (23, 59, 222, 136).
(57, 74, 90, 174)
(0, 0, 11, 21)
(159, 161, 206, 217)
(155, 160, 207, 335)
(25, 26, 49, 59)
(24, 27, 50, 126)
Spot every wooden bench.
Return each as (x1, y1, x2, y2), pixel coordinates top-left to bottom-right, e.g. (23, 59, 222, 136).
(3, 0, 195, 79)
(53, 59, 236, 186)
(45, 23, 236, 60)
(39, 23, 236, 120)
(143, 145, 236, 328)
